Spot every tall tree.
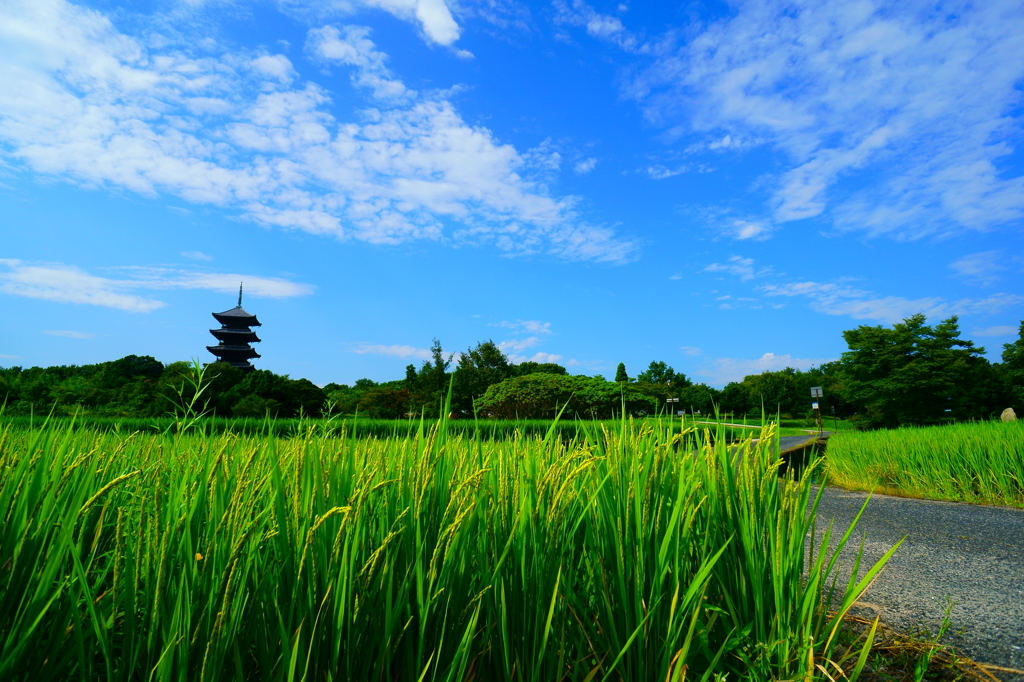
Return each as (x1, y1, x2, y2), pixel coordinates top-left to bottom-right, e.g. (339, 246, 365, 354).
(614, 363, 629, 383)
(410, 338, 453, 415)
(841, 314, 989, 427)
(744, 369, 801, 416)
(1001, 321, 1024, 410)
(452, 340, 513, 414)
(636, 360, 690, 386)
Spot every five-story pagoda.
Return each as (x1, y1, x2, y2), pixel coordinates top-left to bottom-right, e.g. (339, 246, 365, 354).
(207, 284, 261, 372)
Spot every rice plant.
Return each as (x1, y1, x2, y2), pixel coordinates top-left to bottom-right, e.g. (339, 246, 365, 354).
(0, 414, 892, 681)
(825, 420, 1024, 507)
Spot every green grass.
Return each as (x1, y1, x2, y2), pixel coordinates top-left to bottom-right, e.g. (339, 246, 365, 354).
(0, 413, 821, 441)
(825, 420, 1024, 507)
(0, 415, 894, 681)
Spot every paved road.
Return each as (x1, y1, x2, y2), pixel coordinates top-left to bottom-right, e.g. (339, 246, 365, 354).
(811, 486, 1024, 680)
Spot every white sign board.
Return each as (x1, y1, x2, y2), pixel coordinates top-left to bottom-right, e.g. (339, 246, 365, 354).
(812, 402, 819, 410)
(810, 386, 823, 398)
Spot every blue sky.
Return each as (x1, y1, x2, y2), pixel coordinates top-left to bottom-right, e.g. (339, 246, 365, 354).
(2, 0, 1023, 386)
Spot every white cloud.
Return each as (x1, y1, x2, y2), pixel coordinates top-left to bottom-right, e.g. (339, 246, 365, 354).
(44, 330, 95, 339)
(279, 0, 462, 46)
(365, 0, 462, 46)
(646, 164, 687, 180)
(574, 157, 597, 174)
(629, 0, 1024, 238)
(491, 319, 553, 334)
(971, 325, 1018, 337)
(731, 220, 769, 241)
(508, 351, 564, 364)
(0, 259, 312, 312)
(498, 336, 541, 353)
(0, 355, 21, 360)
(307, 25, 410, 100)
(250, 54, 296, 85)
(113, 267, 314, 298)
(181, 251, 213, 261)
(351, 343, 432, 359)
(679, 346, 700, 356)
(760, 279, 1024, 324)
(553, 0, 638, 51)
(0, 260, 166, 313)
(699, 352, 835, 385)
(703, 255, 768, 282)
(0, 1, 636, 264)
(950, 251, 1006, 286)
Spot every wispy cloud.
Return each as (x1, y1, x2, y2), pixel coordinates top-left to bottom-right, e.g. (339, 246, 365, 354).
(181, 251, 213, 262)
(498, 337, 542, 353)
(645, 164, 688, 180)
(112, 267, 313, 298)
(574, 157, 598, 174)
(44, 330, 95, 339)
(0, 1, 636, 263)
(0, 260, 166, 313)
(508, 351, 565, 365)
(351, 344, 432, 360)
(971, 325, 1018, 337)
(679, 346, 700, 356)
(759, 279, 1024, 324)
(0, 259, 312, 313)
(950, 251, 1005, 286)
(703, 255, 770, 282)
(267, 0, 464, 47)
(625, 0, 1024, 239)
(553, 0, 638, 51)
(698, 352, 835, 385)
(490, 319, 553, 335)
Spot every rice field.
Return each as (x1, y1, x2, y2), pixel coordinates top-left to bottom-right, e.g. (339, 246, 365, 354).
(0, 416, 892, 681)
(0, 414, 815, 441)
(825, 420, 1024, 507)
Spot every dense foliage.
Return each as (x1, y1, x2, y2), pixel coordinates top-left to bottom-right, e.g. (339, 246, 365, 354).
(2, 315, 1021, 427)
(0, 357, 327, 419)
(475, 373, 657, 419)
(838, 314, 1006, 428)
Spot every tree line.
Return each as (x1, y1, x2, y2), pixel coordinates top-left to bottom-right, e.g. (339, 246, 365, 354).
(2, 315, 1022, 428)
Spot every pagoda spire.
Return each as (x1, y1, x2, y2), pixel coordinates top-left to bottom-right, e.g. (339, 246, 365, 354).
(207, 291, 261, 372)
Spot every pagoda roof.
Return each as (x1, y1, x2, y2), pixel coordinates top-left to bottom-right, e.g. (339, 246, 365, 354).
(212, 306, 261, 327)
(207, 345, 261, 360)
(210, 328, 261, 343)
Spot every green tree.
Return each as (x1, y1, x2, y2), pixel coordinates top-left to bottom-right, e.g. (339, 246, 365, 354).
(452, 340, 513, 414)
(719, 382, 752, 417)
(678, 383, 721, 416)
(636, 361, 690, 386)
(841, 314, 990, 427)
(998, 321, 1024, 411)
(357, 387, 412, 418)
(744, 369, 801, 417)
(614, 363, 629, 383)
(512, 361, 568, 377)
(476, 374, 656, 420)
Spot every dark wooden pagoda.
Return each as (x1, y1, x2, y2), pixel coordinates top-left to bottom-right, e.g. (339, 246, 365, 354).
(207, 284, 261, 372)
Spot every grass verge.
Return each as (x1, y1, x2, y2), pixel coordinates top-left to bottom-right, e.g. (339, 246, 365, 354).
(824, 421, 1024, 508)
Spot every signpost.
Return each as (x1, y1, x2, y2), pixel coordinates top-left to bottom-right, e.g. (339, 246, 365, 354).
(810, 387, 824, 436)
(666, 398, 679, 420)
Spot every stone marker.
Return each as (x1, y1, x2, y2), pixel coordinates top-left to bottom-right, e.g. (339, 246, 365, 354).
(1002, 407, 1017, 422)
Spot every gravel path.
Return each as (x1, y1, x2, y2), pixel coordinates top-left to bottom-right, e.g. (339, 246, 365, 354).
(811, 486, 1024, 680)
